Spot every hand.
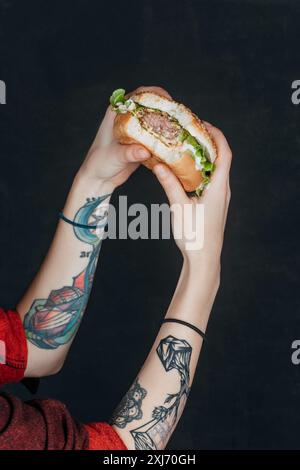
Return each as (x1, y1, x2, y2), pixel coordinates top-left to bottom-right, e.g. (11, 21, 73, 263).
(78, 86, 172, 193)
(153, 123, 232, 264)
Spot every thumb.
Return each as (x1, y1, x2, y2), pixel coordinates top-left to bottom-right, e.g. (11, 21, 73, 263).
(153, 164, 188, 205)
(115, 143, 151, 164)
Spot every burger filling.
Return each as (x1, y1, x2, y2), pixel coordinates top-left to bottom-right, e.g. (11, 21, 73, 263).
(110, 88, 215, 195)
(136, 108, 182, 146)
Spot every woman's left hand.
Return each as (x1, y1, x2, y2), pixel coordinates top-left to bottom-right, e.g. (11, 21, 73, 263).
(79, 86, 172, 193)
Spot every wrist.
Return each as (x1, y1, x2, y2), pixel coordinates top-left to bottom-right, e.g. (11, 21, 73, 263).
(182, 252, 221, 298)
(62, 170, 113, 221)
(74, 167, 116, 195)
(182, 250, 221, 276)
(164, 252, 220, 334)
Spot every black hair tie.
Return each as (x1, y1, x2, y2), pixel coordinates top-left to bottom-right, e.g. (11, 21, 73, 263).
(162, 318, 207, 341)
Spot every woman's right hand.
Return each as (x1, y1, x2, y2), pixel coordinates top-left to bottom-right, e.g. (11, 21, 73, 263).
(152, 123, 232, 264)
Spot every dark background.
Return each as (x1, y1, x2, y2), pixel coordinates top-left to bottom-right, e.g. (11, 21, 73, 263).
(0, 0, 299, 450)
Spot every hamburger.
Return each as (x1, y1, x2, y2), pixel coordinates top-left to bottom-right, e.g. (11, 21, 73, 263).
(110, 88, 217, 195)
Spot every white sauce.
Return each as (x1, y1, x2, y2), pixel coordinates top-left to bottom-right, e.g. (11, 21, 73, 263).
(181, 142, 203, 170)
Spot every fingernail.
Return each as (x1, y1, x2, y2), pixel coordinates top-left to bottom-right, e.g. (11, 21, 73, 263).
(138, 148, 149, 159)
(154, 165, 167, 177)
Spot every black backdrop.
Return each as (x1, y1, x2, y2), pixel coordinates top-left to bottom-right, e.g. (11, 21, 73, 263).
(0, 0, 299, 450)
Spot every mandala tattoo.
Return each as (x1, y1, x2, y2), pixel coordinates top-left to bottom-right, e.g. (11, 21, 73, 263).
(110, 379, 147, 428)
(130, 335, 192, 450)
(23, 195, 110, 349)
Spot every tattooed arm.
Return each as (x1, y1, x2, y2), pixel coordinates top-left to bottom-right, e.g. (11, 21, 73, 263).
(111, 124, 232, 449)
(17, 178, 112, 377)
(17, 87, 171, 377)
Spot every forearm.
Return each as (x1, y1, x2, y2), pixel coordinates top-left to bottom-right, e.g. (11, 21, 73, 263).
(17, 171, 112, 377)
(111, 256, 220, 450)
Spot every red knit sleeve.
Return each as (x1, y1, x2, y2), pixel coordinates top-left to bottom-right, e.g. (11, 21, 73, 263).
(0, 308, 27, 387)
(0, 393, 89, 450)
(0, 393, 126, 450)
(85, 423, 127, 450)
(0, 307, 127, 450)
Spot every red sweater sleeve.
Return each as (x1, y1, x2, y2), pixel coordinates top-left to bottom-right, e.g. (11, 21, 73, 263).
(0, 308, 27, 386)
(0, 393, 89, 450)
(0, 307, 127, 450)
(85, 423, 127, 450)
(0, 393, 127, 450)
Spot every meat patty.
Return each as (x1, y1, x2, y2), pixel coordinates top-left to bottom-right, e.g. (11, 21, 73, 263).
(139, 109, 181, 143)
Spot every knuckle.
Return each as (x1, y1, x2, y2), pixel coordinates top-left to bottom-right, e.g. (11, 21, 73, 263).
(228, 150, 233, 161)
(105, 104, 115, 117)
(213, 124, 221, 133)
(161, 171, 171, 183)
(134, 85, 171, 99)
(135, 85, 147, 91)
(152, 85, 169, 95)
(213, 126, 224, 139)
(125, 145, 134, 160)
(133, 85, 150, 94)
(163, 175, 174, 190)
(207, 122, 220, 134)
(210, 124, 227, 143)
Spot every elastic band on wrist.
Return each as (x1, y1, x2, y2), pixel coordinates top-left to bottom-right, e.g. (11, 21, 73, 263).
(162, 318, 207, 341)
(59, 212, 100, 230)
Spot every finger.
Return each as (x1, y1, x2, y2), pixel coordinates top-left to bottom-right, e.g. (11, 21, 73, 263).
(113, 142, 151, 164)
(126, 85, 172, 100)
(202, 120, 213, 128)
(92, 105, 116, 147)
(206, 125, 232, 188)
(227, 178, 231, 202)
(221, 179, 231, 230)
(203, 121, 232, 166)
(152, 164, 188, 205)
(225, 179, 231, 214)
